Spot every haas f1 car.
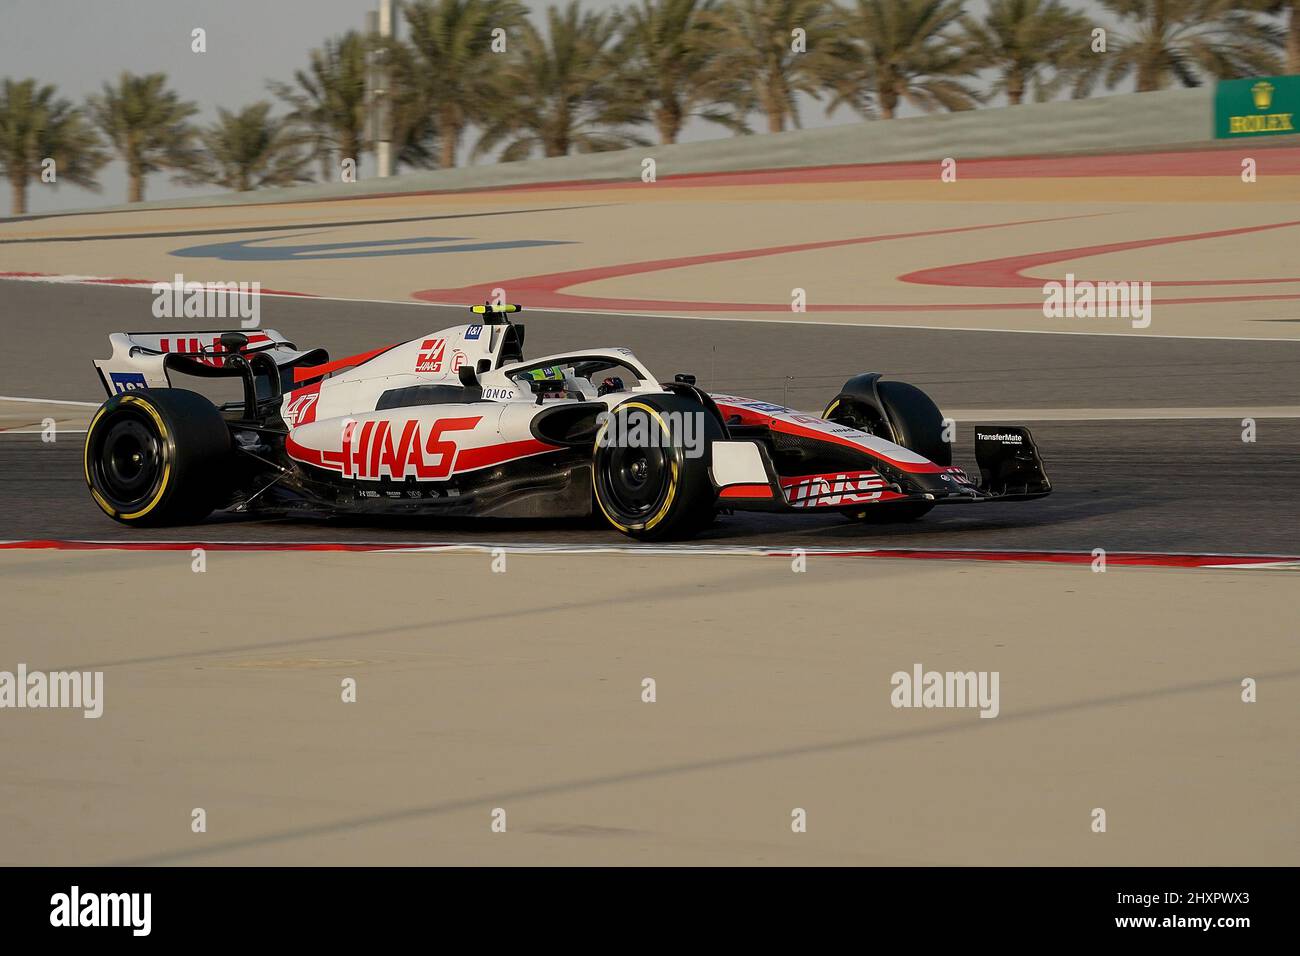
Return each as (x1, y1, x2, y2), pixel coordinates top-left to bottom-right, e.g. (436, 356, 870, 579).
(84, 304, 1050, 540)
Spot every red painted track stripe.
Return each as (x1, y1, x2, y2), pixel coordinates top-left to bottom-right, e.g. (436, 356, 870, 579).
(412, 214, 1300, 313)
(899, 219, 1300, 289)
(1, 540, 1295, 568)
(13, 146, 1298, 221)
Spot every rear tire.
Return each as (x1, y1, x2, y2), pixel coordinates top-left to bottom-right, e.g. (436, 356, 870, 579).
(824, 380, 949, 523)
(84, 388, 231, 526)
(592, 393, 722, 541)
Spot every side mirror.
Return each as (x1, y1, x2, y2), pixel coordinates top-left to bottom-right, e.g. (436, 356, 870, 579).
(527, 377, 560, 405)
(220, 331, 250, 352)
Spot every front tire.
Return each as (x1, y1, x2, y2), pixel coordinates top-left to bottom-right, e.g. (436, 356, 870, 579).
(592, 394, 722, 541)
(84, 388, 231, 526)
(824, 380, 949, 524)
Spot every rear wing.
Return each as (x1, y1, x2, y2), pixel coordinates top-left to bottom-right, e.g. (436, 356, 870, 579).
(93, 329, 326, 398)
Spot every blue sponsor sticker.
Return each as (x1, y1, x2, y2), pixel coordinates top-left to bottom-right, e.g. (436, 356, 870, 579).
(465, 324, 482, 340)
(110, 372, 147, 393)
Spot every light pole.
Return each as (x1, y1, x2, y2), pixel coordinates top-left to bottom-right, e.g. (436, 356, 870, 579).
(367, 0, 395, 178)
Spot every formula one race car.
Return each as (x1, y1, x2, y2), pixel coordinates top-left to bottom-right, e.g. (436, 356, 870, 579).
(84, 304, 1050, 540)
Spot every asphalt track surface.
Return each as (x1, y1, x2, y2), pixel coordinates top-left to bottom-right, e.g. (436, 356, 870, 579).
(2, 281, 1298, 553)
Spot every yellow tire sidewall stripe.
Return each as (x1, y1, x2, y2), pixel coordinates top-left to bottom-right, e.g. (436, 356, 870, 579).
(84, 394, 173, 521)
(593, 402, 680, 533)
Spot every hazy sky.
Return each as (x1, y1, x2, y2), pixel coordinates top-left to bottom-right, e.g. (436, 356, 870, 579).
(2, 0, 1122, 214)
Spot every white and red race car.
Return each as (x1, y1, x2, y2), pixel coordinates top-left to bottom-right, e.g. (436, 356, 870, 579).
(84, 303, 1050, 539)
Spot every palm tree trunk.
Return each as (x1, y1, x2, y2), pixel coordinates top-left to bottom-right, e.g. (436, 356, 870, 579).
(763, 76, 785, 132)
(544, 131, 568, 157)
(1006, 69, 1025, 106)
(655, 104, 681, 145)
(128, 171, 144, 203)
(880, 90, 898, 120)
(879, 70, 901, 119)
(546, 109, 571, 157)
(10, 177, 27, 217)
(439, 126, 459, 168)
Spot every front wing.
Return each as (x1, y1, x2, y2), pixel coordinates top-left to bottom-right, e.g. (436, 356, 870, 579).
(709, 426, 1051, 512)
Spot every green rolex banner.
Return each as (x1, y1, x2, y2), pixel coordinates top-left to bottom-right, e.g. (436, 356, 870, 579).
(1215, 76, 1300, 138)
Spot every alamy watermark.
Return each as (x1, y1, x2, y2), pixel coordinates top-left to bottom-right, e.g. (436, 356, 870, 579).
(596, 409, 706, 459)
(0, 663, 103, 718)
(151, 272, 261, 328)
(1043, 274, 1151, 329)
(50, 886, 150, 936)
(890, 663, 999, 718)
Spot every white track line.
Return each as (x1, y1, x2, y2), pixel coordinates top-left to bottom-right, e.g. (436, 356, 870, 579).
(945, 406, 1300, 421)
(0, 395, 98, 406)
(3, 539, 1297, 569)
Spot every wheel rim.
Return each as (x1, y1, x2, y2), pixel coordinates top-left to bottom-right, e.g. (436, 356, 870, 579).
(594, 405, 679, 528)
(91, 410, 165, 511)
(603, 445, 671, 518)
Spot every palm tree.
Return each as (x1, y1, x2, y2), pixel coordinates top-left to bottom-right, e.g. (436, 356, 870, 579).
(1259, 1, 1300, 74)
(1282, 0, 1300, 74)
(0, 78, 108, 216)
(378, 38, 443, 170)
(401, 0, 529, 168)
(618, 0, 749, 143)
(960, 0, 1094, 105)
(86, 73, 199, 203)
(1089, 0, 1283, 93)
(830, 0, 983, 120)
(703, 0, 844, 133)
(474, 2, 648, 161)
(184, 102, 314, 192)
(269, 32, 371, 181)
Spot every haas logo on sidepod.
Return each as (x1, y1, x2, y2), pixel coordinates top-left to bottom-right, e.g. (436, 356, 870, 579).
(415, 338, 446, 373)
(321, 417, 483, 480)
(416, 338, 466, 374)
